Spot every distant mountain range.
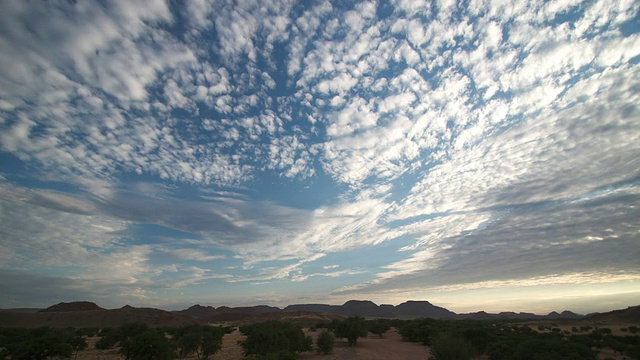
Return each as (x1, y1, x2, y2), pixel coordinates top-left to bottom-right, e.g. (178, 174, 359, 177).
(282, 300, 456, 319)
(174, 299, 584, 322)
(0, 303, 198, 328)
(4, 300, 639, 328)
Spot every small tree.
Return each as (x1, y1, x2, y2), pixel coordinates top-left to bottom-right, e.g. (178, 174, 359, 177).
(68, 335, 88, 360)
(240, 321, 312, 358)
(119, 328, 176, 360)
(368, 320, 391, 338)
(200, 327, 225, 360)
(316, 330, 335, 355)
(334, 316, 368, 346)
(176, 330, 200, 359)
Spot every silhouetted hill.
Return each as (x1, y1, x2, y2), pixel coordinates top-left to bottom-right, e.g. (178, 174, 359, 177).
(283, 300, 455, 319)
(11, 299, 610, 328)
(559, 310, 582, 319)
(458, 310, 584, 321)
(544, 310, 582, 320)
(174, 304, 217, 319)
(1, 304, 199, 328)
(395, 301, 456, 319)
(338, 300, 385, 317)
(585, 305, 640, 323)
(40, 301, 104, 312)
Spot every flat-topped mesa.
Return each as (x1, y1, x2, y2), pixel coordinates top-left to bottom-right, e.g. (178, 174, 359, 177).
(395, 300, 457, 319)
(39, 301, 104, 312)
(338, 300, 381, 316)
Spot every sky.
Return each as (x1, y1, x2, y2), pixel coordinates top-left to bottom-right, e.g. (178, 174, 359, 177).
(0, 0, 639, 315)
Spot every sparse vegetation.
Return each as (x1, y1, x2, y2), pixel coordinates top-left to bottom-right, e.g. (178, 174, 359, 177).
(119, 328, 176, 360)
(239, 320, 312, 359)
(2, 311, 639, 360)
(171, 324, 225, 360)
(0, 322, 227, 360)
(430, 331, 475, 360)
(0, 327, 85, 360)
(393, 319, 639, 360)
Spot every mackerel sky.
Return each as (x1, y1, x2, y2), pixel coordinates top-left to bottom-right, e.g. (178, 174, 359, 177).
(0, 0, 639, 313)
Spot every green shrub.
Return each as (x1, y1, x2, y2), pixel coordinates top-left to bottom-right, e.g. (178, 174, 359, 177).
(316, 330, 335, 355)
(367, 319, 391, 338)
(334, 316, 368, 346)
(240, 321, 312, 358)
(173, 324, 224, 360)
(0, 327, 74, 360)
(119, 329, 176, 360)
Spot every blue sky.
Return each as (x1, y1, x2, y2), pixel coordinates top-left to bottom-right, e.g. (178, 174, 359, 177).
(0, 0, 639, 314)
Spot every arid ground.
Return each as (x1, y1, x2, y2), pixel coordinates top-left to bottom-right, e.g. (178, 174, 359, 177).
(73, 327, 431, 360)
(71, 323, 635, 360)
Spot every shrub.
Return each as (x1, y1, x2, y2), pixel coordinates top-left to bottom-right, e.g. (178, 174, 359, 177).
(430, 332, 475, 360)
(397, 319, 441, 345)
(119, 328, 176, 360)
(0, 327, 73, 360)
(367, 319, 391, 338)
(95, 335, 118, 350)
(240, 321, 312, 358)
(316, 330, 335, 355)
(173, 325, 224, 360)
(334, 316, 368, 346)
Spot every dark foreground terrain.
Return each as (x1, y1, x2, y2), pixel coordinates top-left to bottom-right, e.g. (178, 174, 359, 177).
(0, 301, 638, 359)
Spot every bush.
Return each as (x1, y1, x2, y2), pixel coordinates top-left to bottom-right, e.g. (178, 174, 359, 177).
(367, 319, 391, 338)
(173, 325, 224, 360)
(240, 321, 312, 358)
(316, 330, 335, 355)
(334, 316, 368, 346)
(0, 327, 75, 360)
(430, 332, 475, 360)
(95, 334, 118, 350)
(397, 318, 442, 345)
(119, 328, 176, 360)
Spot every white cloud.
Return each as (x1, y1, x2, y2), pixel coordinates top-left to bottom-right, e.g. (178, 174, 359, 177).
(316, 72, 359, 94)
(167, 248, 225, 262)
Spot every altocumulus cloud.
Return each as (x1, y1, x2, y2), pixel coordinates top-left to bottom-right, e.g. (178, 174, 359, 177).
(0, 0, 639, 312)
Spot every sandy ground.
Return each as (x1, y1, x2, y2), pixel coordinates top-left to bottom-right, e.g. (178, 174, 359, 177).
(74, 327, 429, 360)
(300, 328, 430, 360)
(211, 328, 246, 360)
